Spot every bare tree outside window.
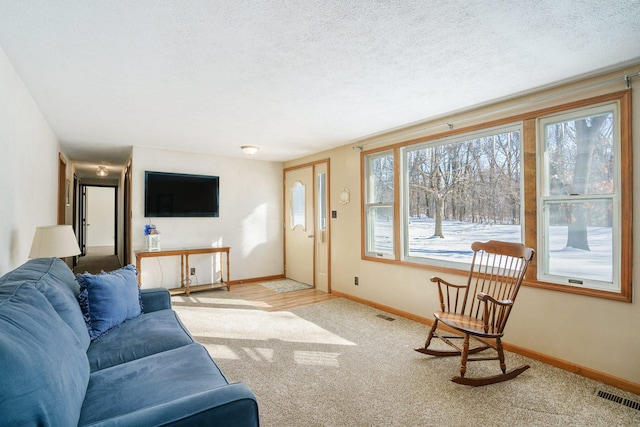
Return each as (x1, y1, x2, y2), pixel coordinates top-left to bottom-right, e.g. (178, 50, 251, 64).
(545, 112, 614, 251)
(404, 127, 522, 262)
(541, 106, 616, 286)
(362, 92, 630, 299)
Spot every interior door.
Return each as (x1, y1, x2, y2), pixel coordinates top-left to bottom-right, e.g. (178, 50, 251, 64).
(285, 166, 314, 286)
(85, 186, 116, 255)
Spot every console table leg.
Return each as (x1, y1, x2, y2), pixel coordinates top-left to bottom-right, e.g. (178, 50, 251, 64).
(226, 249, 231, 291)
(183, 254, 190, 296)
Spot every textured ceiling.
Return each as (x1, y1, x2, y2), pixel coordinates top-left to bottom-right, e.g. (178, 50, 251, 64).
(1, 1, 639, 166)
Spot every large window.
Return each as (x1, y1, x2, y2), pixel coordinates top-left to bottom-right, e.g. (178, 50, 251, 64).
(402, 125, 522, 267)
(362, 91, 632, 301)
(538, 104, 619, 292)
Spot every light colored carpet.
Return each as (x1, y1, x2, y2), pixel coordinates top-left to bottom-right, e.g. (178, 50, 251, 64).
(172, 291, 640, 426)
(259, 279, 313, 293)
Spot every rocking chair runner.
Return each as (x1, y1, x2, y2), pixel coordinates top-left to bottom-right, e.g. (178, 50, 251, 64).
(415, 240, 535, 386)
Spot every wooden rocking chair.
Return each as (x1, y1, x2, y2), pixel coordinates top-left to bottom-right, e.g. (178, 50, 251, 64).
(415, 240, 534, 386)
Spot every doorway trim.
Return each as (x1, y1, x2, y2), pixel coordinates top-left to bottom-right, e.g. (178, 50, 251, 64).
(57, 153, 67, 225)
(124, 159, 132, 265)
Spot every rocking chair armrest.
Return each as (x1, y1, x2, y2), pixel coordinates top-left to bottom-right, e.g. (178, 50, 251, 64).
(430, 276, 468, 289)
(477, 292, 514, 307)
(477, 293, 514, 334)
(431, 276, 469, 312)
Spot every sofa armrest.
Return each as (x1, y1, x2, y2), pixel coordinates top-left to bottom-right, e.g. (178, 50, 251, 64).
(140, 288, 171, 313)
(87, 382, 259, 427)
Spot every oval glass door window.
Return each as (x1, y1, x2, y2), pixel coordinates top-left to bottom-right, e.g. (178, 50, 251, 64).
(291, 181, 306, 230)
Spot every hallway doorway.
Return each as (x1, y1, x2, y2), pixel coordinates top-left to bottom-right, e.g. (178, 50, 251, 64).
(74, 185, 121, 274)
(84, 186, 116, 255)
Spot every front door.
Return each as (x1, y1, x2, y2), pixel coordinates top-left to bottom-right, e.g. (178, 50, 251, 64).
(285, 166, 314, 286)
(284, 161, 330, 290)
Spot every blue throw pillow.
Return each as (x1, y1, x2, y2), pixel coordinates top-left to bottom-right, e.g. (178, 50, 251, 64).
(77, 265, 142, 341)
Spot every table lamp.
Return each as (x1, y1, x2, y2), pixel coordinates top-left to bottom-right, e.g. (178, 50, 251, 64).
(28, 225, 81, 258)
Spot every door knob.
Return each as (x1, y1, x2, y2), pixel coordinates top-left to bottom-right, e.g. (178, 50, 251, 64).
(308, 234, 314, 238)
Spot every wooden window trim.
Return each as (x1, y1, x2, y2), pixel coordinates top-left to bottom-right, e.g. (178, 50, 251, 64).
(524, 90, 632, 302)
(361, 90, 632, 302)
(362, 150, 396, 259)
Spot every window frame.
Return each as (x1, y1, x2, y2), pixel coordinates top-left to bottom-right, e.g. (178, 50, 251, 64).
(361, 90, 632, 302)
(363, 149, 396, 259)
(400, 123, 525, 270)
(536, 103, 620, 292)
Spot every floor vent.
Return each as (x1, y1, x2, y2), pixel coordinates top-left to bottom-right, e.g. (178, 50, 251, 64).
(597, 390, 640, 411)
(376, 314, 395, 321)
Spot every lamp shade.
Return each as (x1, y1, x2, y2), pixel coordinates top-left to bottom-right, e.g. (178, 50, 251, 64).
(29, 225, 81, 258)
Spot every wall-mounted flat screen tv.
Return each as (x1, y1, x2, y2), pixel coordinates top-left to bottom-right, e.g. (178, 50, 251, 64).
(144, 171, 219, 217)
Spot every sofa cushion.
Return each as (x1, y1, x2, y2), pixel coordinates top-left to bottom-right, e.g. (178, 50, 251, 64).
(0, 257, 90, 349)
(0, 282, 90, 426)
(77, 264, 142, 341)
(0, 257, 80, 294)
(79, 343, 249, 426)
(87, 309, 194, 371)
(140, 287, 172, 313)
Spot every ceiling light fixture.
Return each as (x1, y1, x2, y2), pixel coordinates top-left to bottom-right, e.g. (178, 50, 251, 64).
(241, 145, 259, 155)
(96, 166, 109, 177)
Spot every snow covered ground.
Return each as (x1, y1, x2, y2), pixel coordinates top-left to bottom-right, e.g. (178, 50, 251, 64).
(373, 217, 612, 283)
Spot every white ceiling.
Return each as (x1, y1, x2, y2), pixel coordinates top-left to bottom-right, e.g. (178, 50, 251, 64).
(1, 1, 639, 168)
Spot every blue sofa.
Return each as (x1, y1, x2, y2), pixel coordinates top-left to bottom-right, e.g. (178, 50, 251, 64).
(0, 257, 259, 426)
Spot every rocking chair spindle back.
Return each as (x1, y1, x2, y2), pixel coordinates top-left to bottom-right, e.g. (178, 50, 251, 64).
(415, 240, 534, 386)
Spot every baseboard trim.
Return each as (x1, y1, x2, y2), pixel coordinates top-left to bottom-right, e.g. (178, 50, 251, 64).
(331, 290, 640, 395)
(502, 343, 640, 395)
(229, 274, 285, 286)
(332, 291, 428, 324)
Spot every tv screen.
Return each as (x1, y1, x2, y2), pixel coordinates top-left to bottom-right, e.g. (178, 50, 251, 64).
(144, 171, 219, 217)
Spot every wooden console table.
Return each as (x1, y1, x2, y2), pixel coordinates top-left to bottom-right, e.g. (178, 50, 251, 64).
(135, 247, 230, 295)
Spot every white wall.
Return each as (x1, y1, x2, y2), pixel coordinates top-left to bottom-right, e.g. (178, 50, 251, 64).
(0, 46, 60, 274)
(285, 64, 640, 387)
(132, 146, 283, 288)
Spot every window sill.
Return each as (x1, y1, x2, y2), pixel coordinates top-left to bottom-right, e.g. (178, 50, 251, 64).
(361, 255, 631, 302)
